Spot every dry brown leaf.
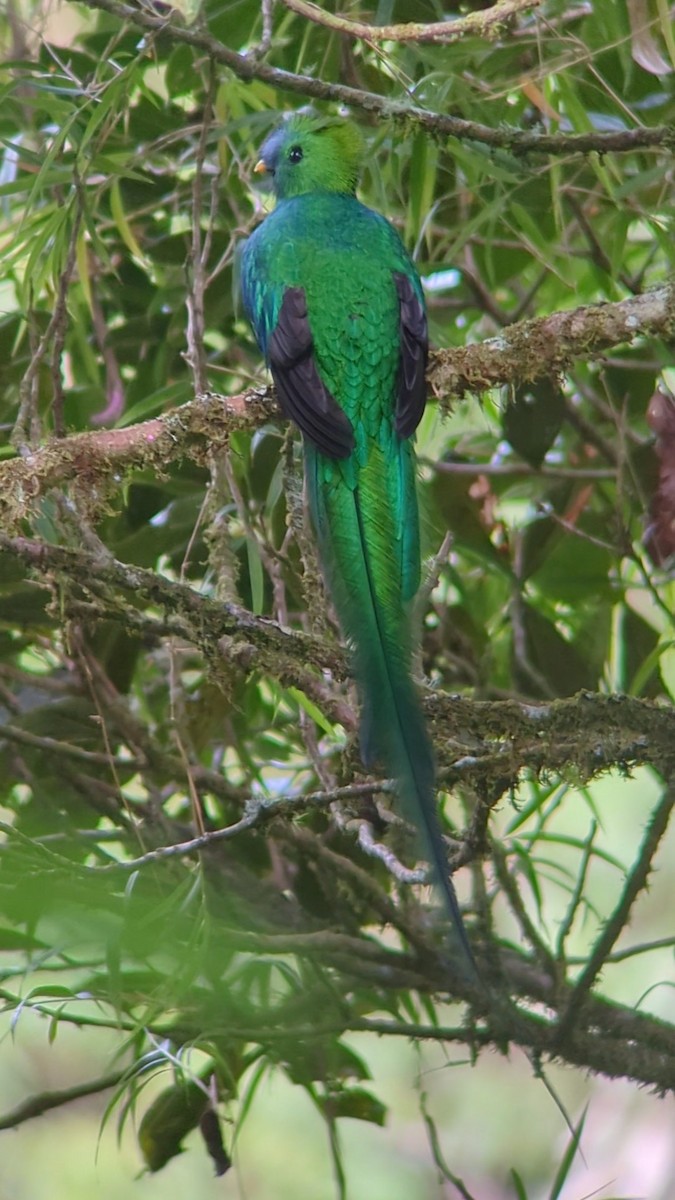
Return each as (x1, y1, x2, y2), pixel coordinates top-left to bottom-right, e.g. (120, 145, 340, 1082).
(627, 0, 672, 76)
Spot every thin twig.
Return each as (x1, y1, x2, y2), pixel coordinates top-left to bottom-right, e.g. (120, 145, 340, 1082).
(223, 454, 289, 624)
(0, 1070, 126, 1132)
(555, 820, 597, 961)
(557, 780, 675, 1039)
(185, 60, 218, 394)
(419, 1085, 480, 1200)
(14, 187, 84, 447)
(492, 840, 558, 978)
(246, 0, 274, 59)
(0, 722, 140, 768)
(429, 459, 616, 480)
(356, 821, 428, 884)
(50, 179, 86, 437)
(2, 782, 397, 872)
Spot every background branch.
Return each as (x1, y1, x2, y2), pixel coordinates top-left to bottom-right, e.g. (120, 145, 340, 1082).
(281, 0, 540, 45)
(78, 0, 675, 156)
(0, 1071, 127, 1133)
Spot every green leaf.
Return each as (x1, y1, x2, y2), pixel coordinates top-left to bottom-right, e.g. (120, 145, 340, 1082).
(502, 382, 566, 467)
(547, 1105, 588, 1200)
(110, 178, 148, 266)
(287, 686, 334, 736)
(510, 1168, 530, 1200)
(245, 535, 264, 615)
(322, 1088, 387, 1128)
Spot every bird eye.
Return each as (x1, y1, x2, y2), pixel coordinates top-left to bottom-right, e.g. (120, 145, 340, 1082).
(288, 145, 303, 164)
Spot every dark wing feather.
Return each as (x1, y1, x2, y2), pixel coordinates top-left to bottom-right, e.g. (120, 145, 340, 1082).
(268, 287, 354, 459)
(393, 273, 428, 439)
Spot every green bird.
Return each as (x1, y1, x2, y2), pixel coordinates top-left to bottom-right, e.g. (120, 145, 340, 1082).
(241, 113, 477, 977)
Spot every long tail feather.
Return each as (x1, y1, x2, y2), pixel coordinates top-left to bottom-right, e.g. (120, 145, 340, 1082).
(306, 441, 479, 979)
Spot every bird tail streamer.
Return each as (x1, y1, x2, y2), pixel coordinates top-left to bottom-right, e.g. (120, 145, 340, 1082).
(306, 441, 479, 980)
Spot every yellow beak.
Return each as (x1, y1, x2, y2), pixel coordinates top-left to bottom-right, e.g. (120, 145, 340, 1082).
(253, 159, 268, 175)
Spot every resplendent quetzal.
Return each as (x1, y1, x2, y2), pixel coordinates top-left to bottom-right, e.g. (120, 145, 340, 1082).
(241, 113, 477, 975)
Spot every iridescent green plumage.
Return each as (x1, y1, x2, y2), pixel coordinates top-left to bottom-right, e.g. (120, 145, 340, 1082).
(242, 115, 477, 976)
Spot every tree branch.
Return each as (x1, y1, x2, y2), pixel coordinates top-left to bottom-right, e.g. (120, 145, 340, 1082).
(1, 534, 674, 790)
(0, 532, 347, 687)
(40, 782, 391, 873)
(78, 0, 675, 156)
(429, 283, 675, 401)
(0, 1070, 126, 1132)
(281, 0, 539, 44)
(0, 388, 272, 524)
(0, 285, 672, 521)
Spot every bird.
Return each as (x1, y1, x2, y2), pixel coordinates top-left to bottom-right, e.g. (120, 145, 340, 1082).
(241, 112, 478, 979)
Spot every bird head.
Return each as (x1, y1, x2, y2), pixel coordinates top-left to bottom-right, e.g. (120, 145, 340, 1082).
(253, 113, 364, 200)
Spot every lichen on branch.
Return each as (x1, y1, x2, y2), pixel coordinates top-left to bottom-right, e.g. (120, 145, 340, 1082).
(0, 284, 672, 522)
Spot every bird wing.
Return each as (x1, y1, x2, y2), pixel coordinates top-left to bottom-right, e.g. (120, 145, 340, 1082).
(268, 287, 355, 460)
(393, 272, 428, 439)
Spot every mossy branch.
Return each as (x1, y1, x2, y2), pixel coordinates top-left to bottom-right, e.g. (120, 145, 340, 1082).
(1, 533, 674, 787)
(0, 284, 672, 522)
(281, 0, 540, 45)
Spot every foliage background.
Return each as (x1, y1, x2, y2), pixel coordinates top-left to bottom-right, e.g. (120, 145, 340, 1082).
(0, 0, 674, 1195)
